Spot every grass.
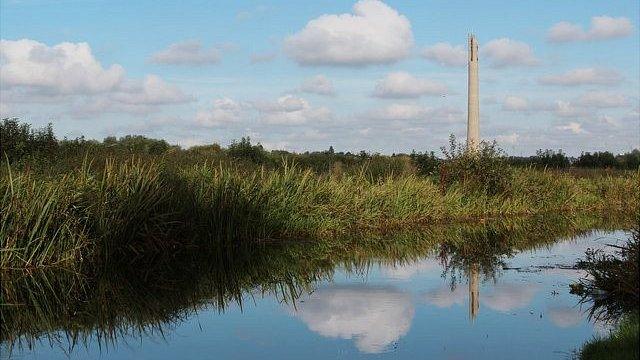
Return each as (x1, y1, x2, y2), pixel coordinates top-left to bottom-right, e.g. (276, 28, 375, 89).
(572, 216, 640, 359)
(578, 313, 639, 360)
(1, 156, 638, 270)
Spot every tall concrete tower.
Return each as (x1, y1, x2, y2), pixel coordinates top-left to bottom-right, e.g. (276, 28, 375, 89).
(467, 34, 480, 151)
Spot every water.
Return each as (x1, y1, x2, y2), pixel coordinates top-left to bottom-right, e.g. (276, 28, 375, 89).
(1, 226, 628, 360)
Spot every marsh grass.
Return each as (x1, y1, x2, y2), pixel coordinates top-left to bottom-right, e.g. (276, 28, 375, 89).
(578, 313, 639, 360)
(1, 155, 638, 270)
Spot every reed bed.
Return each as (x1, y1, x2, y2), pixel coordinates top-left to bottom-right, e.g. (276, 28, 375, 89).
(1, 158, 638, 270)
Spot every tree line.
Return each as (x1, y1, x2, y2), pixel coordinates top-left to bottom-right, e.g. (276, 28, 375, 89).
(2, 118, 639, 170)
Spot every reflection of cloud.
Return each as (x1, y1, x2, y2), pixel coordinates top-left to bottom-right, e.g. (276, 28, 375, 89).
(484, 283, 539, 312)
(423, 286, 466, 308)
(548, 306, 584, 328)
(380, 258, 440, 280)
(293, 285, 414, 353)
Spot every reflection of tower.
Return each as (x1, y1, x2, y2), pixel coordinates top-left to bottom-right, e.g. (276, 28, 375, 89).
(467, 34, 480, 151)
(469, 263, 479, 321)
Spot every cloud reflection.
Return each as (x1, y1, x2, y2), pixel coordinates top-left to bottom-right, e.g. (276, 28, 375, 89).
(548, 306, 584, 328)
(484, 283, 539, 312)
(293, 285, 414, 353)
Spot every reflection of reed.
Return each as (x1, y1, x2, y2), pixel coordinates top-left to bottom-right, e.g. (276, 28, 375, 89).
(1, 214, 627, 356)
(468, 263, 479, 322)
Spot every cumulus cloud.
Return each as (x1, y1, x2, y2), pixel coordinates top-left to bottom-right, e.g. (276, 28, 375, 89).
(422, 42, 467, 67)
(0, 39, 191, 116)
(547, 16, 634, 43)
(293, 285, 414, 353)
(556, 121, 586, 134)
(538, 68, 622, 86)
(254, 94, 332, 125)
(300, 75, 335, 96)
(373, 72, 447, 98)
(284, 0, 413, 66)
(195, 97, 246, 127)
(149, 40, 221, 65)
(366, 103, 462, 123)
(495, 133, 519, 144)
(481, 38, 539, 68)
(502, 96, 530, 111)
(1, 39, 124, 95)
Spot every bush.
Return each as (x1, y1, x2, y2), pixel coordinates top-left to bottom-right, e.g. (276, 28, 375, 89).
(439, 135, 512, 195)
(410, 150, 440, 176)
(0, 118, 58, 163)
(227, 137, 269, 164)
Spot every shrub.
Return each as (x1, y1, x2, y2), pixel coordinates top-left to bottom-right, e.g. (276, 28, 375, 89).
(227, 137, 269, 164)
(439, 135, 512, 195)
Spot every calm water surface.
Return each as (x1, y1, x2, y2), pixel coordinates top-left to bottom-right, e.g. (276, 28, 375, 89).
(2, 229, 627, 359)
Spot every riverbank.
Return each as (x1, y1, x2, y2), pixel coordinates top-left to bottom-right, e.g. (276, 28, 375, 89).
(2, 157, 638, 270)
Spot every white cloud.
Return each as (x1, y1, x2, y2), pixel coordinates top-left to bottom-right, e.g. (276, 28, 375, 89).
(422, 42, 467, 67)
(149, 40, 221, 65)
(1, 39, 124, 94)
(502, 96, 530, 111)
(538, 68, 622, 86)
(481, 38, 539, 68)
(556, 121, 586, 134)
(495, 132, 519, 144)
(366, 103, 461, 123)
(0, 39, 191, 116)
(547, 16, 634, 43)
(284, 0, 413, 66)
(554, 100, 587, 118)
(373, 72, 447, 98)
(254, 94, 332, 125)
(293, 285, 414, 353)
(577, 91, 628, 108)
(300, 75, 335, 96)
(195, 97, 245, 127)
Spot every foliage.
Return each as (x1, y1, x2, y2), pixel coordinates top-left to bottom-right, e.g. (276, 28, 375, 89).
(410, 150, 440, 176)
(439, 135, 513, 195)
(578, 313, 639, 360)
(226, 137, 269, 164)
(508, 149, 571, 168)
(0, 118, 58, 163)
(571, 218, 639, 321)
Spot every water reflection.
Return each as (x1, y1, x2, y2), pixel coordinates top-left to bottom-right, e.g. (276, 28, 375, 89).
(293, 286, 414, 353)
(0, 214, 631, 359)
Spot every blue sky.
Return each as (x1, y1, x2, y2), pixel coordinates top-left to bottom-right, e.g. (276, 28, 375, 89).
(1, 0, 638, 155)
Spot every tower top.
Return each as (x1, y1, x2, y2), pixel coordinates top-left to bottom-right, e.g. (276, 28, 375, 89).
(468, 34, 478, 62)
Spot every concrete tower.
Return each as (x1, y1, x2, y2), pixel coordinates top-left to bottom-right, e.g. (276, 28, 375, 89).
(467, 34, 480, 151)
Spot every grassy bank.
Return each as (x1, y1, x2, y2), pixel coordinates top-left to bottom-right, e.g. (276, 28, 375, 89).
(1, 155, 638, 270)
(578, 313, 639, 360)
(573, 217, 640, 359)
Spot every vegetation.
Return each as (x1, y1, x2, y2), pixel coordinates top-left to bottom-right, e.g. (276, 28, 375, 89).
(1, 215, 629, 354)
(577, 313, 639, 360)
(1, 119, 639, 270)
(572, 216, 640, 359)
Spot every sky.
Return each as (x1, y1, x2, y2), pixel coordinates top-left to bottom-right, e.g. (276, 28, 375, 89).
(1, 0, 638, 155)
